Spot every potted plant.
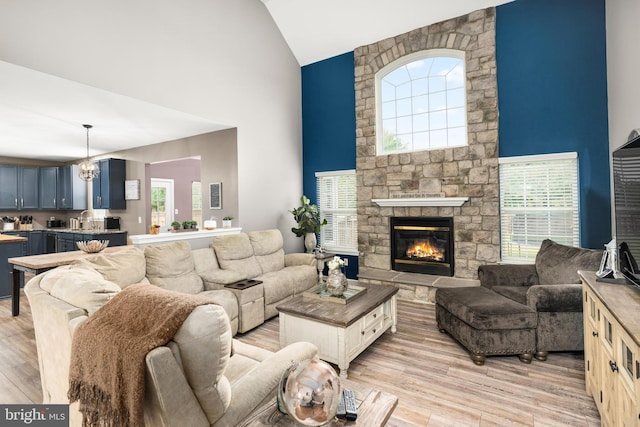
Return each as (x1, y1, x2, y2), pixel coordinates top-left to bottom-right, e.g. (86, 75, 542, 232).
(222, 216, 233, 228)
(171, 221, 181, 232)
(189, 220, 198, 229)
(290, 195, 327, 253)
(181, 220, 190, 230)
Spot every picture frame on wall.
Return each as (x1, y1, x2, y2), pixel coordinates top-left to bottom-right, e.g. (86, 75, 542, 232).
(209, 182, 222, 209)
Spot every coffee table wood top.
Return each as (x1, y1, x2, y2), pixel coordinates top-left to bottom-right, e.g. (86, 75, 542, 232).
(277, 283, 398, 328)
(238, 378, 398, 427)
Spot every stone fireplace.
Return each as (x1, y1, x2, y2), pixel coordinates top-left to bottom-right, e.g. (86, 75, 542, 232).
(355, 8, 500, 300)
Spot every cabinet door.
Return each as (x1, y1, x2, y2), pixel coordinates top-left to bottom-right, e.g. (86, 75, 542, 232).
(0, 165, 19, 209)
(93, 159, 126, 209)
(84, 232, 127, 247)
(19, 167, 39, 209)
(600, 307, 618, 427)
(617, 328, 640, 426)
(58, 165, 87, 210)
(583, 286, 602, 405)
(39, 167, 58, 209)
(28, 231, 45, 255)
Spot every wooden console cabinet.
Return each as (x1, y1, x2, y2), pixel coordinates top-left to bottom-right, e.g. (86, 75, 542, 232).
(581, 271, 640, 426)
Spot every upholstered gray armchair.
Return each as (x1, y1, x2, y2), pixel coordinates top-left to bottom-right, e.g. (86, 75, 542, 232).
(478, 239, 602, 360)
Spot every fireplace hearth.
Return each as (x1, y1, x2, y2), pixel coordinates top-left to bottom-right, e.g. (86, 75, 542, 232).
(390, 217, 454, 276)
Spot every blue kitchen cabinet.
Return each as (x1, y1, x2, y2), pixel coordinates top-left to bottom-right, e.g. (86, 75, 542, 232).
(58, 165, 88, 210)
(93, 159, 126, 209)
(39, 167, 58, 209)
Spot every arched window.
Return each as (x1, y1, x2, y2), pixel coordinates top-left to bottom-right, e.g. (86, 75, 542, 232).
(376, 49, 467, 155)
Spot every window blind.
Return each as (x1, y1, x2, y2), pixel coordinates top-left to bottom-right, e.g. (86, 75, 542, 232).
(499, 153, 579, 263)
(316, 170, 358, 255)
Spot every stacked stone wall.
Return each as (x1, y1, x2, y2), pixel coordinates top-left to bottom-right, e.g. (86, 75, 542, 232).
(355, 8, 499, 278)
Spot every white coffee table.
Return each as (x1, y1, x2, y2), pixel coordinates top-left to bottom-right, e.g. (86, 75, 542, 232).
(277, 282, 397, 379)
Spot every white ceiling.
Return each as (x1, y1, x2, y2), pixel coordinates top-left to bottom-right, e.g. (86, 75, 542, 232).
(0, 0, 512, 162)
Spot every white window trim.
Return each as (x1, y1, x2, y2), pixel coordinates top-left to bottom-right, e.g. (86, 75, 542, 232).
(498, 152, 580, 264)
(316, 169, 358, 256)
(375, 49, 468, 156)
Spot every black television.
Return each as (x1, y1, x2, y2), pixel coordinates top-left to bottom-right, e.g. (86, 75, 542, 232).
(612, 129, 640, 277)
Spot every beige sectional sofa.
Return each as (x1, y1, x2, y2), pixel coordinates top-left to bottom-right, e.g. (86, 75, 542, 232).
(25, 229, 319, 426)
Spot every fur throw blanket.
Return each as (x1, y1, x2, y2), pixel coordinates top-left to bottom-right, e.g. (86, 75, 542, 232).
(68, 283, 221, 427)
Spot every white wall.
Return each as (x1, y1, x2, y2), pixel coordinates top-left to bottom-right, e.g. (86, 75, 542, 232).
(0, 0, 304, 251)
(606, 0, 640, 150)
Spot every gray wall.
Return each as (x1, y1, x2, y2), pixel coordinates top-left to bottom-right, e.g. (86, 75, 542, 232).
(101, 129, 238, 236)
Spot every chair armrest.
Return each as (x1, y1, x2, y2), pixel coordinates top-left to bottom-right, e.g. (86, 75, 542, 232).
(478, 264, 539, 289)
(145, 346, 210, 427)
(526, 284, 583, 312)
(218, 341, 318, 426)
(200, 269, 247, 289)
(285, 253, 315, 267)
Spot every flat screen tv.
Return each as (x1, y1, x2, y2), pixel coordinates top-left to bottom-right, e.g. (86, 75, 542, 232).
(612, 129, 640, 277)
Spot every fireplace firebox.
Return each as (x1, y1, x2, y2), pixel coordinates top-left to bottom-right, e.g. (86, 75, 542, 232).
(390, 217, 454, 276)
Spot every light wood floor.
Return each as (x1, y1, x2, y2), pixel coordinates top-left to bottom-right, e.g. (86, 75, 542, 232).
(1, 291, 600, 426)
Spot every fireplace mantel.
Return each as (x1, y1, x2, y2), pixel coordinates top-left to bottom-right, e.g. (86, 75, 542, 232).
(372, 197, 468, 207)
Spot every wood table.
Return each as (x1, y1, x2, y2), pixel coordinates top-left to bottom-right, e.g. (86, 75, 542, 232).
(238, 377, 398, 426)
(277, 283, 397, 379)
(8, 246, 128, 316)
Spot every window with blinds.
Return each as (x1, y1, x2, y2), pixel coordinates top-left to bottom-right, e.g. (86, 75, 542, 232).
(316, 170, 358, 255)
(499, 152, 579, 263)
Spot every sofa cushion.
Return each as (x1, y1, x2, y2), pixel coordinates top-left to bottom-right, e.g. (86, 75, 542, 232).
(535, 239, 602, 285)
(73, 246, 147, 288)
(171, 304, 233, 424)
(145, 242, 204, 294)
(249, 229, 286, 274)
(492, 286, 528, 305)
(212, 234, 262, 279)
(436, 286, 537, 330)
(40, 265, 121, 315)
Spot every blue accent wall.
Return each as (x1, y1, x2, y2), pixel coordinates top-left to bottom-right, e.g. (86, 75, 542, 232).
(496, 0, 610, 248)
(301, 0, 610, 267)
(301, 52, 358, 277)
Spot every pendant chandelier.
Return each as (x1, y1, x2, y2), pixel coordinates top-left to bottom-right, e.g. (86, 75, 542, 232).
(78, 124, 100, 182)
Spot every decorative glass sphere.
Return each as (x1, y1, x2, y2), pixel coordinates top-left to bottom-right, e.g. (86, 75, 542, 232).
(278, 357, 342, 426)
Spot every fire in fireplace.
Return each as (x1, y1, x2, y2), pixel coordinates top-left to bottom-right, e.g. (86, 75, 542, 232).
(390, 217, 454, 276)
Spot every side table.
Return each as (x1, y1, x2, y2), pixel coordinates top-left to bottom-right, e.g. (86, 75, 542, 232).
(225, 279, 264, 333)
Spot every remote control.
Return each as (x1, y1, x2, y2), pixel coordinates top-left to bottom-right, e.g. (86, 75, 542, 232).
(343, 389, 358, 421)
(336, 390, 346, 419)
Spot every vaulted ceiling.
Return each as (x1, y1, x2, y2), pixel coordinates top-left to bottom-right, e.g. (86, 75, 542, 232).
(0, 0, 512, 162)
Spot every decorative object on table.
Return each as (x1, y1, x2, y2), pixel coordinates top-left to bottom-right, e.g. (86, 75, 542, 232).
(150, 225, 161, 235)
(76, 240, 110, 253)
(290, 195, 327, 253)
(605, 238, 623, 278)
(203, 218, 217, 230)
(277, 357, 342, 426)
(326, 256, 348, 296)
(222, 216, 233, 228)
(77, 124, 100, 182)
(303, 284, 367, 304)
(2, 216, 16, 231)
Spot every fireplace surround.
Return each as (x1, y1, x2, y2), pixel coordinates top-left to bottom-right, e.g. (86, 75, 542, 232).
(391, 217, 454, 277)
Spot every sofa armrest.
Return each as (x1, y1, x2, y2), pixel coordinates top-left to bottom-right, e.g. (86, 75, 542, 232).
(217, 341, 318, 426)
(526, 284, 583, 312)
(199, 268, 247, 289)
(478, 264, 539, 289)
(285, 253, 315, 267)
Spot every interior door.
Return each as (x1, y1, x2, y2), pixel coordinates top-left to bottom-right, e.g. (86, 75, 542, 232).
(150, 178, 174, 227)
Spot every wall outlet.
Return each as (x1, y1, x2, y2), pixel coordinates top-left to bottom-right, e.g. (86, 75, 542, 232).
(343, 258, 348, 266)
(138, 217, 142, 223)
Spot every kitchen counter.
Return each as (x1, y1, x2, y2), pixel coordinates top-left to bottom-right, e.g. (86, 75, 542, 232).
(129, 227, 242, 249)
(0, 234, 27, 243)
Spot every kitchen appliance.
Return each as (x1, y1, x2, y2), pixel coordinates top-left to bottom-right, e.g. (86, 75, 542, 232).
(47, 219, 64, 228)
(104, 216, 121, 230)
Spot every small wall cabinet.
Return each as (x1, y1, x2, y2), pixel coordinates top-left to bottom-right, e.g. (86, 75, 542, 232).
(0, 165, 39, 210)
(93, 158, 126, 209)
(582, 272, 640, 426)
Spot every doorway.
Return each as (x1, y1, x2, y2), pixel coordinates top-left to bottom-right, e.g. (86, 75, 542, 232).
(150, 178, 174, 227)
